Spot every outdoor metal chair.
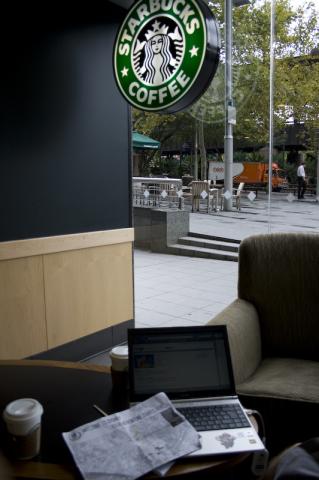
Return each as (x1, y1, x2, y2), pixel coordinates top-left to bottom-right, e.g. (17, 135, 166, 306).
(157, 181, 174, 208)
(191, 180, 218, 213)
(220, 182, 245, 211)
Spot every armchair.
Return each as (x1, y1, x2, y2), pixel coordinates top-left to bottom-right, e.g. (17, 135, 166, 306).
(207, 233, 319, 454)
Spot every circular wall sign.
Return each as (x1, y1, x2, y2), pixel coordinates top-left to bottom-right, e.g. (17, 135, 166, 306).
(113, 0, 220, 113)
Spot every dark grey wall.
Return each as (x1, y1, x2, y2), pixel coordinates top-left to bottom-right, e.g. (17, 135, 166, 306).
(0, 6, 132, 242)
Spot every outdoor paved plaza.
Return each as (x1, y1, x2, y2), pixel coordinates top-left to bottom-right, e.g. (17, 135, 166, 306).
(134, 249, 237, 328)
(86, 192, 319, 363)
(134, 192, 319, 328)
(189, 191, 319, 239)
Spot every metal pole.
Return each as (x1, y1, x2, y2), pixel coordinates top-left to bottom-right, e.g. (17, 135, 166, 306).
(309, 50, 319, 201)
(315, 128, 319, 201)
(224, 0, 233, 211)
(194, 121, 198, 180)
(267, 0, 275, 231)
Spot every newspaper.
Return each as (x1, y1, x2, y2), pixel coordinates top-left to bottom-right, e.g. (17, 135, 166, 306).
(63, 392, 201, 480)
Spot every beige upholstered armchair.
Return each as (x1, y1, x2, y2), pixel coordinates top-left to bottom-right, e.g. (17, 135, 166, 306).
(207, 233, 319, 453)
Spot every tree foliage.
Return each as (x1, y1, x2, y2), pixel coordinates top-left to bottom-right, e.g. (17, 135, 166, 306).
(133, 0, 319, 176)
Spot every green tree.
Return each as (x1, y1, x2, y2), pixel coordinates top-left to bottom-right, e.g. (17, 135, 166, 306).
(133, 0, 319, 177)
(203, 0, 319, 145)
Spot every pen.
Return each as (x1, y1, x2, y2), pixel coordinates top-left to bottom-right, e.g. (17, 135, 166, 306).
(93, 404, 108, 417)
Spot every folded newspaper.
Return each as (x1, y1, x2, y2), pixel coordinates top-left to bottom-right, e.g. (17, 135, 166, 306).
(63, 392, 201, 480)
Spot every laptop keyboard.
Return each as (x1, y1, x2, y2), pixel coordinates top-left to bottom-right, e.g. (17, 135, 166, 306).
(177, 404, 251, 431)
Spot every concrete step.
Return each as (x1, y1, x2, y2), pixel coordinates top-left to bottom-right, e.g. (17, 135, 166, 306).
(167, 243, 238, 262)
(178, 236, 239, 253)
(188, 232, 241, 244)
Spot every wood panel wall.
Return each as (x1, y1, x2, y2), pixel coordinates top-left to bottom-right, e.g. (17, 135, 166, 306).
(0, 229, 134, 359)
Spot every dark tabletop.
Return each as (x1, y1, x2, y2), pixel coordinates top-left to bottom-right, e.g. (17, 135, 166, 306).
(0, 361, 129, 466)
(0, 360, 254, 480)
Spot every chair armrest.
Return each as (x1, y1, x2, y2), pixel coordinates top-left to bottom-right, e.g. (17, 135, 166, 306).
(207, 299, 262, 385)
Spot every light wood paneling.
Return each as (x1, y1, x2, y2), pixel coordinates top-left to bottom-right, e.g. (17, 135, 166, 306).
(0, 257, 47, 359)
(0, 359, 110, 373)
(44, 242, 134, 349)
(0, 230, 134, 358)
(0, 228, 134, 261)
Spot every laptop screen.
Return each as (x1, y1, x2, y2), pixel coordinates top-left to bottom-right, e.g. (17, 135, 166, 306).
(128, 326, 236, 402)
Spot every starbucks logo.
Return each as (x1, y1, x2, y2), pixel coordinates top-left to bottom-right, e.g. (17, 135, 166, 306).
(133, 18, 184, 85)
(113, 0, 220, 113)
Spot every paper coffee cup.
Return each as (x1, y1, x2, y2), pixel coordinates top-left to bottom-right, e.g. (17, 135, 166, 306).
(110, 346, 129, 392)
(109, 345, 128, 372)
(3, 398, 43, 460)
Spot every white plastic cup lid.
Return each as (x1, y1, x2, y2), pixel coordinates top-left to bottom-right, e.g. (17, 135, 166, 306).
(3, 398, 43, 436)
(110, 345, 128, 371)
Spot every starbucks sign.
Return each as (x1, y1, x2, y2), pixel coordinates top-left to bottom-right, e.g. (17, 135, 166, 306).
(113, 0, 220, 113)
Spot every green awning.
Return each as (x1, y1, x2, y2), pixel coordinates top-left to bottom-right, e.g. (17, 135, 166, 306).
(133, 132, 160, 150)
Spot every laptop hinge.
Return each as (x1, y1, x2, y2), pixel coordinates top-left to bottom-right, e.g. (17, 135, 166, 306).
(173, 395, 238, 403)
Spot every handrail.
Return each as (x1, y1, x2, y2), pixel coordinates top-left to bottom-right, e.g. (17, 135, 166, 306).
(132, 177, 183, 209)
(132, 177, 182, 186)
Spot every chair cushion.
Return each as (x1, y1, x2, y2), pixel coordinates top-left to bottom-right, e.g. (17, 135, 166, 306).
(237, 357, 319, 403)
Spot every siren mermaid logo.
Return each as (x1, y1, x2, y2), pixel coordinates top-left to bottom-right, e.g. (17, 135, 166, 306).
(113, 0, 220, 113)
(133, 19, 184, 86)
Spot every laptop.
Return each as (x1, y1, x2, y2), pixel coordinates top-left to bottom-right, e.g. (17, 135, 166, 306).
(128, 325, 265, 457)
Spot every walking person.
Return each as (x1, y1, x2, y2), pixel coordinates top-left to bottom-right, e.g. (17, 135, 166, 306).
(297, 160, 306, 199)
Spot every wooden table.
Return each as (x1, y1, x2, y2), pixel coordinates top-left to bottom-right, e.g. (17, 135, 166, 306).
(0, 360, 254, 479)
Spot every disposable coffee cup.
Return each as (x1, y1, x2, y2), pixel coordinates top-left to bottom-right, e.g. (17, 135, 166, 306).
(109, 345, 129, 391)
(3, 398, 43, 460)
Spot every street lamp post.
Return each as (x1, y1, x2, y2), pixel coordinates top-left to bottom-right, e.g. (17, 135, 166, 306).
(223, 0, 250, 211)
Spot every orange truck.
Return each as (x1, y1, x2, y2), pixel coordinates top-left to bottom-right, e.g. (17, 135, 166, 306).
(208, 161, 287, 191)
